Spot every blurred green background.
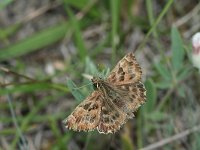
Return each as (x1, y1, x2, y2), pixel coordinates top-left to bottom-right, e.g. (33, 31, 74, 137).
(0, 0, 200, 149)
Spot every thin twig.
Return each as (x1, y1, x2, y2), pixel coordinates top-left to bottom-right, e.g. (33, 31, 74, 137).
(20, 1, 62, 24)
(174, 2, 200, 27)
(0, 66, 36, 81)
(140, 124, 200, 150)
(156, 86, 174, 111)
(183, 23, 200, 39)
(76, 0, 98, 20)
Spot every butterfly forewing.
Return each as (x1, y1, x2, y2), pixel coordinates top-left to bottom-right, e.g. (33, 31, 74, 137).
(107, 53, 142, 85)
(64, 91, 102, 131)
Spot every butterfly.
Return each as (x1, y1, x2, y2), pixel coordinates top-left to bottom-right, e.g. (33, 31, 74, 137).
(63, 52, 146, 134)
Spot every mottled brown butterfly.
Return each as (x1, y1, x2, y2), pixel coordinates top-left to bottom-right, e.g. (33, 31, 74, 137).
(63, 52, 146, 134)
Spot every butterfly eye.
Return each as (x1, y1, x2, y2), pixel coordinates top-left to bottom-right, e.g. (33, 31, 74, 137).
(93, 83, 98, 89)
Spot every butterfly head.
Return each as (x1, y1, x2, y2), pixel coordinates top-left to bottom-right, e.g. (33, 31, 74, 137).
(91, 77, 104, 90)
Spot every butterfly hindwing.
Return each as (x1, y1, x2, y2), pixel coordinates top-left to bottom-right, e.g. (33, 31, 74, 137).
(97, 96, 127, 134)
(114, 82, 146, 116)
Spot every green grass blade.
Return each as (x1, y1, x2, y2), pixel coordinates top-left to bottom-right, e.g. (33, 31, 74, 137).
(66, 7, 87, 61)
(146, 111, 168, 122)
(0, 82, 68, 95)
(66, 79, 85, 102)
(155, 80, 172, 89)
(177, 66, 192, 81)
(143, 79, 157, 113)
(110, 0, 120, 64)
(171, 27, 185, 71)
(137, 0, 174, 50)
(0, 0, 13, 10)
(64, 0, 99, 17)
(84, 57, 98, 75)
(145, 0, 165, 59)
(11, 93, 65, 148)
(0, 22, 69, 61)
(146, 0, 157, 37)
(121, 133, 134, 150)
(0, 23, 21, 40)
(154, 63, 172, 81)
(7, 94, 28, 149)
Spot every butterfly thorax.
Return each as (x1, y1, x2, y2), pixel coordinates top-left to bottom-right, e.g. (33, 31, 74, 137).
(91, 77, 116, 97)
(91, 77, 106, 90)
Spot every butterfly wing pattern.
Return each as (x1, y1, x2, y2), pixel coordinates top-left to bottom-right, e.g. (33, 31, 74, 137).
(107, 52, 142, 85)
(107, 53, 146, 116)
(64, 91, 102, 131)
(97, 92, 127, 133)
(64, 52, 146, 134)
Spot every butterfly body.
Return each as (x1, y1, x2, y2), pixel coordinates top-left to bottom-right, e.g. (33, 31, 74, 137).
(64, 52, 146, 134)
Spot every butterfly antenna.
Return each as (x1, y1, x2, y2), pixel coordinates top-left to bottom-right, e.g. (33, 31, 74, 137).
(72, 82, 93, 90)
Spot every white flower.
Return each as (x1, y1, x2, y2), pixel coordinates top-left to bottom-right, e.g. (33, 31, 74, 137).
(192, 32, 200, 71)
